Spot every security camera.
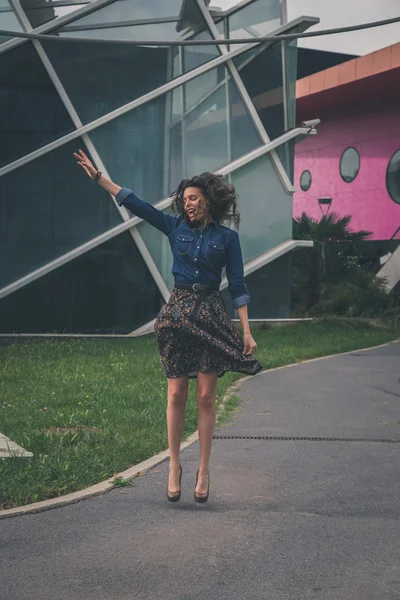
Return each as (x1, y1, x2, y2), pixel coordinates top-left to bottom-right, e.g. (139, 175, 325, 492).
(302, 119, 321, 128)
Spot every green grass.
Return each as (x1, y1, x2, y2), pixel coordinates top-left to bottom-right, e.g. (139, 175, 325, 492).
(0, 318, 398, 510)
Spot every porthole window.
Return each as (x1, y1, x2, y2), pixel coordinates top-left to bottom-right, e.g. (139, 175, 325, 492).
(340, 147, 360, 182)
(386, 149, 400, 205)
(300, 170, 312, 191)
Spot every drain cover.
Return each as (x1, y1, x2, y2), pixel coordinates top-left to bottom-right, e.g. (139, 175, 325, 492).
(213, 435, 400, 443)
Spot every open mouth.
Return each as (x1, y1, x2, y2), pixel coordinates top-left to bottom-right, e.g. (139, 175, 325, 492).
(187, 208, 196, 217)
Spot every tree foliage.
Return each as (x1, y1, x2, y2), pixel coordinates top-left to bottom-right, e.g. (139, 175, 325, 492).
(292, 212, 399, 319)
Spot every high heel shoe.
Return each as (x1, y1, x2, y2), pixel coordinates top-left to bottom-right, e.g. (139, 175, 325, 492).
(194, 469, 210, 503)
(166, 464, 182, 502)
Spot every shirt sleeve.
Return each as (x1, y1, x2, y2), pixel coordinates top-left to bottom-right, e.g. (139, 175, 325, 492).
(225, 230, 250, 309)
(115, 187, 177, 236)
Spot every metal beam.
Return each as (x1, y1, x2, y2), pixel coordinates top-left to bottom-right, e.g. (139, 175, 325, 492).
(0, 127, 313, 302)
(195, 0, 297, 193)
(221, 239, 313, 289)
(0, 16, 317, 180)
(6, 0, 171, 304)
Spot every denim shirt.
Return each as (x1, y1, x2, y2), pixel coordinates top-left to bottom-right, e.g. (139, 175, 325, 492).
(116, 188, 250, 309)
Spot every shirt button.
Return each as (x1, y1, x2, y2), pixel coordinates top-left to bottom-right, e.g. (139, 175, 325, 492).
(194, 258, 197, 261)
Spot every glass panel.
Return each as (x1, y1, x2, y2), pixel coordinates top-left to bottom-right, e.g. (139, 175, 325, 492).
(137, 208, 176, 292)
(61, 0, 196, 29)
(0, 0, 22, 44)
(244, 254, 291, 318)
(0, 140, 121, 289)
(183, 66, 224, 113)
(185, 85, 229, 176)
(230, 153, 292, 264)
(42, 37, 178, 125)
(386, 149, 400, 205)
(89, 95, 168, 206)
(19, 0, 87, 29)
(220, 254, 291, 319)
(227, 0, 281, 51)
(0, 42, 74, 168)
(234, 41, 285, 142)
(214, 17, 225, 37)
(340, 147, 360, 183)
(229, 79, 262, 160)
(89, 65, 261, 206)
(42, 0, 220, 123)
(182, 28, 221, 73)
(300, 169, 312, 192)
(0, 233, 163, 333)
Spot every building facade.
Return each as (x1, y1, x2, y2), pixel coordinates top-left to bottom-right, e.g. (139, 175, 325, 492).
(294, 43, 400, 242)
(0, 0, 316, 333)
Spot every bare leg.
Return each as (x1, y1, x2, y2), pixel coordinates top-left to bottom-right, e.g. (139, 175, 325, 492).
(195, 372, 218, 494)
(167, 376, 188, 492)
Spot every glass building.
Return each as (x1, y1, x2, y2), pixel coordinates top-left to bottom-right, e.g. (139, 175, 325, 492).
(0, 0, 317, 334)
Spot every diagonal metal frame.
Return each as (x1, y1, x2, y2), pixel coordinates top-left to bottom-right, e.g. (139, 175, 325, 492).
(0, 0, 317, 333)
(196, 0, 295, 192)
(0, 0, 128, 55)
(4, 0, 245, 306)
(0, 15, 317, 180)
(0, 127, 313, 303)
(62, 17, 181, 32)
(7, 0, 171, 303)
(128, 0, 304, 334)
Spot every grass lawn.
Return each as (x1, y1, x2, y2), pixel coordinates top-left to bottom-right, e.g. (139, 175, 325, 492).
(0, 318, 398, 510)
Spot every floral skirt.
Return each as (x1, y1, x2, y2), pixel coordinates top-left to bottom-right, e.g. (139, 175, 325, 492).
(154, 287, 263, 379)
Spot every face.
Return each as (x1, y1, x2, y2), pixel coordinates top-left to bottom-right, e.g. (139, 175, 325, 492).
(183, 187, 209, 223)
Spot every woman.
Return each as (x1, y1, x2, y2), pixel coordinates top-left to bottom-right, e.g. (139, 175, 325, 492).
(74, 149, 262, 503)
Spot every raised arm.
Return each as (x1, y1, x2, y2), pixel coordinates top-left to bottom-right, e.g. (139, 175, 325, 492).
(74, 149, 177, 236)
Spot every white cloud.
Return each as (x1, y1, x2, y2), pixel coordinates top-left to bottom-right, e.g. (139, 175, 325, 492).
(211, 0, 400, 55)
(287, 0, 400, 55)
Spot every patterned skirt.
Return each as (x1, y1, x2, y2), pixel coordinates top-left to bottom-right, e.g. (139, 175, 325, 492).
(154, 287, 263, 379)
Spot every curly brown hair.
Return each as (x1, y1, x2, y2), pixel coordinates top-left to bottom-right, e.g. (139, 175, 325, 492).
(171, 172, 240, 229)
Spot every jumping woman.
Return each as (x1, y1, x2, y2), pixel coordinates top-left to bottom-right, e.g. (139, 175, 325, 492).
(74, 149, 262, 503)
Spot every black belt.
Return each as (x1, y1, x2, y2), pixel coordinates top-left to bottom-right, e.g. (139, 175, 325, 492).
(174, 283, 219, 292)
(174, 282, 219, 321)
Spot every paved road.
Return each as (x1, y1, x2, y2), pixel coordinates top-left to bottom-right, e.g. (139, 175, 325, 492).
(1, 342, 400, 600)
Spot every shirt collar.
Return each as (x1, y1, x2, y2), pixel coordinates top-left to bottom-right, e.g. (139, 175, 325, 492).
(187, 218, 221, 231)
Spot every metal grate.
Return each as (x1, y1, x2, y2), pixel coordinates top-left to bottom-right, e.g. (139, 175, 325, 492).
(213, 435, 400, 443)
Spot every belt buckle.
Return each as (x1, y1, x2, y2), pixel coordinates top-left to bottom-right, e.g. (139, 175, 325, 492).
(192, 283, 201, 292)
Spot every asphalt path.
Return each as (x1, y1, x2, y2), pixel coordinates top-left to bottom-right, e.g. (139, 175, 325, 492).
(1, 342, 399, 599)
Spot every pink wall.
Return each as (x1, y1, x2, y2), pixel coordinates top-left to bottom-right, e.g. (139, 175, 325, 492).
(294, 107, 400, 240)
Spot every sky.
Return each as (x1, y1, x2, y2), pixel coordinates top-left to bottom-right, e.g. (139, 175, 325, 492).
(212, 0, 400, 55)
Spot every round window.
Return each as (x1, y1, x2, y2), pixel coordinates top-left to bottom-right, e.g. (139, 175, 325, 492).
(340, 147, 360, 182)
(300, 170, 312, 191)
(386, 149, 400, 205)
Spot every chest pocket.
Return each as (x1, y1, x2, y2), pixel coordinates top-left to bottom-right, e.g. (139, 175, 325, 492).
(205, 240, 225, 264)
(176, 234, 194, 256)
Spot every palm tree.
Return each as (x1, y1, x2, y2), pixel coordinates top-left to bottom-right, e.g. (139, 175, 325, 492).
(293, 212, 371, 311)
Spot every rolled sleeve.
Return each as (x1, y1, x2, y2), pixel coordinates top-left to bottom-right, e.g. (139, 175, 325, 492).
(232, 292, 250, 310)
(115, 187, 177, 236)
(225, 230, 250, 308)
(116, 187, 134, 206)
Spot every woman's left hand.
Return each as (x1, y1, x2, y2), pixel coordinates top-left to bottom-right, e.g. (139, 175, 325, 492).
(243, 333, 257, 355)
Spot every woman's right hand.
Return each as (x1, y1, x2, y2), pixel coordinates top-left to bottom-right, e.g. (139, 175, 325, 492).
(74, 149, 97, 179)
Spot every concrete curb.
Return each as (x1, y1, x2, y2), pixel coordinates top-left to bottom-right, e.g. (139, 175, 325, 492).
(0, 377, 244, 520)
(1, 338, 398, 519)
